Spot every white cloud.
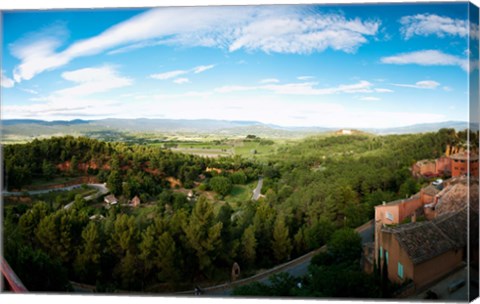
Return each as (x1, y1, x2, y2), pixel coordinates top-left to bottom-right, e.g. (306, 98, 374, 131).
(10, 7, 380, 82)
(360, 96, 381, 101)
(192, 65, 214, 74)
(443, 86, 453, 92)
(374, 88, 394, 93)
(21, 88, 39, 95)
(297, 76, 315, 80)
(215, 80, 375, 96)
(173, 78, 190, 84)
(55, 66, 132, 97)
(1, 70, 15, 88)
(150, 70, 187, 80)
(400, 14, 468, 39)
(381, 50, 468, 71)
(150, 64, 214, 82)
(4, 66, 132, 119)
(259, 78, 280, 84)
(391, 80, 440, 89)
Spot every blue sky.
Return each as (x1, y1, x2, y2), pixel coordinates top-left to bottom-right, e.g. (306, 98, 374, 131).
(1, 3, 478, 128)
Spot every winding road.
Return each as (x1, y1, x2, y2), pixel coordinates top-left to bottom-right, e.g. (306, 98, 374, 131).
(183, 219, 375, 296)
(63, 184, 109, 209)
(2, 183, 110, 210)
(252, 177, 264, 201)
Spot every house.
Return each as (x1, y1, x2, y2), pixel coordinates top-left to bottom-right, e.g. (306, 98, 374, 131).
(130, 195, 141, 207)
(412, 160, 437, 178)
(412, 151, 478, 179)
(370, 174, 479, 295)
(378, 209, 467, 290)
(450, 151, 479, 178)
(374, 194, 425, 227)
(104, 194, 118, 205)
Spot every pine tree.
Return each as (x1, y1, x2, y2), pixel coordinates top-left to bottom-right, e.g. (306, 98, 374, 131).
(155, 232, 179, 282)
(183, 196, 223, 273)
(241, 225, 257, 267)
(272, 214, 292, 263)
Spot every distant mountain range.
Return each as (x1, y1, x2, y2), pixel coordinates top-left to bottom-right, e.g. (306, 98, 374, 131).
(0, 118, 469, 139)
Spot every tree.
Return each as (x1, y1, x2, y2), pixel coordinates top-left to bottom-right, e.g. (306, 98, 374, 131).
(328, 228, 362, 264)
(110, 214, 137, 257)
(253, 202, 275, 267)
(18, 201, 50, 241)
(155, 232, 179, 282)
(209, 176, 232, 196)
(183, 196, 223, 274)
(74, 221, 102, 282)
(107, 170, 122, 196)
(42, 159, 56, 179)
(11, 245, 72, 291)
(138, 225, 157, 287)
(70, 156, 78, 175)
(230, 171, 247, 185)
(272, 214, 292, 263)
(241, 225, 257, 267)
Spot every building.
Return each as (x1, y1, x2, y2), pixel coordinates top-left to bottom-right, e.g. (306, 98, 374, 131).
(104, 194, 118, 205)
(370, 176, 478, 295)
(450, 152, 479, 178)
(412, 151, 478, 179)
(131, 195, 141, 207)
(412, 160, 437, 178)
(379, 209, 467, 289)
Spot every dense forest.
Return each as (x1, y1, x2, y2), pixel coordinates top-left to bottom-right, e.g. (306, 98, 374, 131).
(2, 129, 467, 293)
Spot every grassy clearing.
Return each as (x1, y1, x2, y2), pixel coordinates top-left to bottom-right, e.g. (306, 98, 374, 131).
(224, 182, 256, 206)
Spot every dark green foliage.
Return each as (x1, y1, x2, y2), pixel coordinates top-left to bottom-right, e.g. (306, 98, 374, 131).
(230, 171, 248, 184)
(2, 130, 466, 293)
(328, 228, 362, 264)
(11, 245, 72, 292)
(209, 176, 233, 196)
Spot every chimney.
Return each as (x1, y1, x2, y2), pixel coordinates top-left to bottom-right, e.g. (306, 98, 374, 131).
(382, 201, 386, 206)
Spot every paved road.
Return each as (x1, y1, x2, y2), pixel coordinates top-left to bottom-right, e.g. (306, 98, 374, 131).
(257, 220, 374, 284)
(2, 184, 85, 196)
(2, 183, 109, 210)
(63, 183, 109, 210)
(251, 177, 264, 201)
(202, 219, 374, 296)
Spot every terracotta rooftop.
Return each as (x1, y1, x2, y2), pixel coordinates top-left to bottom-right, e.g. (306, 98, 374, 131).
(382, 207, 468, 265)
(422, 184, 441, 197)
(436, 182, 478, 215)
(376, 194, 421, 207)
(434, 208, 467, 248)
(415, 159, 435, 166)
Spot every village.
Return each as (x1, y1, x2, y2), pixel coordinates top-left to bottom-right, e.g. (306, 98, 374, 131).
(363, 145, 479, 299)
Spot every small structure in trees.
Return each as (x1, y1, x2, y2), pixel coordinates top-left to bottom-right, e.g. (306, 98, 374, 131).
(130, 195, 141, 207)
(104, 194, 118, 205)
(231, 262, 241, 282)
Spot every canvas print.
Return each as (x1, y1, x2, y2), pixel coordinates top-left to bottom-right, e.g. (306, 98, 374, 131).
(1, 1, 479, 301)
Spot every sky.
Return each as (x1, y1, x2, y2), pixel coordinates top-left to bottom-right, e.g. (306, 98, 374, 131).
(1, 3, 479, 128)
